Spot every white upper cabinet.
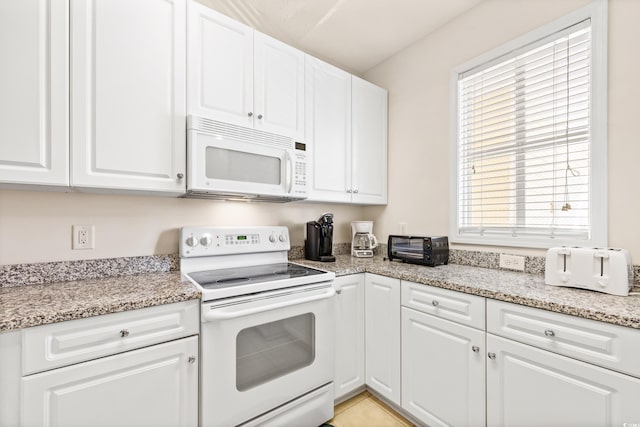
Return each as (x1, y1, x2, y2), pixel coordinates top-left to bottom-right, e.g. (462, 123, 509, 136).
(188, 2, 305, 141)
(305, 63, 388, 205)
(187, 2, 253, 128)
(305, 56, 352, 203)
(253, 32, 305, 139)
(0, 0, 68, 187)
(351, 76, 388, 205)
(71, 0, 186, 194)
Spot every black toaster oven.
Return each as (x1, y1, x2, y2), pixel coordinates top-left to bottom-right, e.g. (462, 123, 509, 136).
(387, 235, 449, 267)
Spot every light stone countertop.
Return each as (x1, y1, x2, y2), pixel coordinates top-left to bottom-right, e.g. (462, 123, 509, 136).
(2, 254, 639, 333)
(0, 272, 199, 332)
(294, 255, 640, 329)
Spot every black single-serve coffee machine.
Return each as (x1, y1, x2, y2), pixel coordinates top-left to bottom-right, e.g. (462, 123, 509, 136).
(305, 213, 336, 262)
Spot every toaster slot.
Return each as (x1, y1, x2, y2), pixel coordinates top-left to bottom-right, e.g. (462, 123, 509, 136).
(557, 248, 571, 274)
(593, 251, 609, 278)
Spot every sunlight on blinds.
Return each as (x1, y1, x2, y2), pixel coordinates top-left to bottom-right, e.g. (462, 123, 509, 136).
(457, 20, 591, 240)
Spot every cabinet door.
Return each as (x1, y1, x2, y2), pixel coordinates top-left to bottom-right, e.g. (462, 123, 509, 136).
(351, 76, 388, 205)
(187, 1, 253, 128)
(71, 0, 186, 194)
(365, 273, 401, 405)
(487, 334, 640, 427)
(334, 274, 365, 401)
(254, 31, 305, 140)
(305, 55, 352, 203)
(0, 0, 68, 187)
(21, 336, 198, 427)
(402, 307, 485, 427)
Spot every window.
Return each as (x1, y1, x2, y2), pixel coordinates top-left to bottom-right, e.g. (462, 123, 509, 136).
(451, 1, 607, 248)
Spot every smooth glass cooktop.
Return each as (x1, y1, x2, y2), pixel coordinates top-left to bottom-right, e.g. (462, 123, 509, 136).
(188, 262, 327, 289)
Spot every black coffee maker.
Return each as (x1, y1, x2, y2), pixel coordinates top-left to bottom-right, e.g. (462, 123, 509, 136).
(305, 213, 336, 262)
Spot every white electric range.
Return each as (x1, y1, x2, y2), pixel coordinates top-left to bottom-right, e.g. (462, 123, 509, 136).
(180, 225, 336, 427)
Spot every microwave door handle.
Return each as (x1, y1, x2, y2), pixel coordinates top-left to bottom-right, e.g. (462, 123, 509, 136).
(203, 287, 335, 322)
(286, 151, 293, 194)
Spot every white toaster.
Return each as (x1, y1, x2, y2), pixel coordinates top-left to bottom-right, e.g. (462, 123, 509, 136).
(545, 246, 633, 296)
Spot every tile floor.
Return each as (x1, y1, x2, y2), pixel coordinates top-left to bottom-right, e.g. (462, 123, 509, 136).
(329, 391, 414, 427)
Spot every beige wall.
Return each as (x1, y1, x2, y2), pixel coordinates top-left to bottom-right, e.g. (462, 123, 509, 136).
(0, 190, 364, 264)
(4, 0, 639, 265)
(364, 0, 640, 260)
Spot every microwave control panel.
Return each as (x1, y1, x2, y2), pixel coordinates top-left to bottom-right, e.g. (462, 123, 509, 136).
(293, 145, 307, 196)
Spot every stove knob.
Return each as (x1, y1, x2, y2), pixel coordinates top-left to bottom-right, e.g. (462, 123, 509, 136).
(279, 234, 286, 242)
(185, 236, 199, 247)
(200, 234, 212, 247)
(269, 234, 276, 243)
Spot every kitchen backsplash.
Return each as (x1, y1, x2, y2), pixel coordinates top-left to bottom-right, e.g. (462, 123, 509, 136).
(0, 254, 179, 288)
(448, 249, 546, 275)
(2, 248, 638, 289)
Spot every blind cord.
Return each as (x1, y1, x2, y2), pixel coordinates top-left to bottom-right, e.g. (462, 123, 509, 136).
(562, 36, 580, 212)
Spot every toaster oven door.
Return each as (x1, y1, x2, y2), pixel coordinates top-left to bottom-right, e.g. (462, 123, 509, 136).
(389, 237, 425, 260)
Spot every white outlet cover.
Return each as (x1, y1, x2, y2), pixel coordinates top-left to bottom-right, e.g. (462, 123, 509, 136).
(72, 225, 95, 250)
(499, 253, 525, 271)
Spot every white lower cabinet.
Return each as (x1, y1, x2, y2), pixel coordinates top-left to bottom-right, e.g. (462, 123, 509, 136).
(22, 336, 198, 427)
(334, 274, 366, 401)
(486, 333, 640, 427)
(0, 301, 200, 427)
(400, 281, 486, 427)
(365, 273, 401, 405)
(401, 307, 485, 427)
(350, 276, 640, 427)
(486, 299, 640, 427)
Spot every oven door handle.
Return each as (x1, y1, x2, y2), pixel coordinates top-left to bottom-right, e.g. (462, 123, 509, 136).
(203, 287, 335, 322)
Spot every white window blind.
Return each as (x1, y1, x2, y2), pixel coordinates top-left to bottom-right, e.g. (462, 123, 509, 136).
(455, 18, 602, 246)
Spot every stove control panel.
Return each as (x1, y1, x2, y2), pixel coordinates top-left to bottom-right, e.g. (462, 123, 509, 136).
(180, 226, 290, 257)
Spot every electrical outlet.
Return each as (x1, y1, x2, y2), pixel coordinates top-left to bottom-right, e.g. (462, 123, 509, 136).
(499, 254, 525, 271)
(73, 225, 95, 250)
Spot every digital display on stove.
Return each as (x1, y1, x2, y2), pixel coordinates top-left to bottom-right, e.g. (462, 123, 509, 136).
(237, 236, 247, 241)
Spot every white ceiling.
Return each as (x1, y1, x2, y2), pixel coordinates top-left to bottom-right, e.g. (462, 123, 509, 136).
(196, 0, 485, 74)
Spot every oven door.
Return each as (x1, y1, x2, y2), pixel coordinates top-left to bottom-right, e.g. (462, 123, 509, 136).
(200, 283, 335, 427)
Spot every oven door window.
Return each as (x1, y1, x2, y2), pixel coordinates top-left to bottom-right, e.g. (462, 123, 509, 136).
(236, 313, 315, 391)
(206, 146, 281, 185)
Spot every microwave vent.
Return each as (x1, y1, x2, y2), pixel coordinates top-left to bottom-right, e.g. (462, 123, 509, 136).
(188, 116, 293, 150)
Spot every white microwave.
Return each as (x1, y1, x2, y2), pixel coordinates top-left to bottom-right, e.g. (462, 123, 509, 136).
(185, 116, 307, 202)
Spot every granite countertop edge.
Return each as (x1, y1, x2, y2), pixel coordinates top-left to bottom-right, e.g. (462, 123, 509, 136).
(0, 272, 200, 333)
(293, 255, 640, 330)
(2, 256, 639, 333)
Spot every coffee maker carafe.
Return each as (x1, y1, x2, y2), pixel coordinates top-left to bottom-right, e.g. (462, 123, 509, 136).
(351, 221, 378, 258)
(305, 213, 336, 262)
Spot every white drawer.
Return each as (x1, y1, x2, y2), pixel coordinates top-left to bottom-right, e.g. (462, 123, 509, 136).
(22, 300, 199, 375)
(487, 299, 640, 378)
(401, 281, 485, 330)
